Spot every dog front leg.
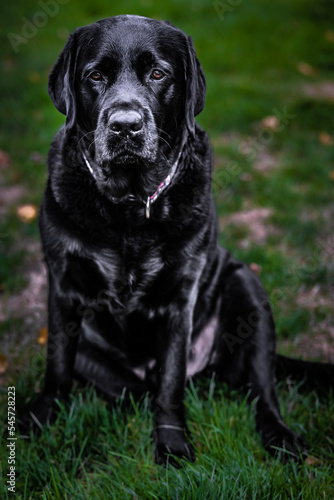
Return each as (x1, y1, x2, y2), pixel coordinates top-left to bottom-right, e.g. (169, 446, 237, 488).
(153, 314, 195, 467)
(19, 271, 81, 432)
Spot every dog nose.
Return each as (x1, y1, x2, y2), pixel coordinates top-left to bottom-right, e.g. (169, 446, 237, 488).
(109, 110, 143, 135)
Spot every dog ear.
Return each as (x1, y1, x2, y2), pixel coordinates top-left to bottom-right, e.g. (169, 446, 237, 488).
(185, 36, 206, 136)
(48, 31, 79, 129)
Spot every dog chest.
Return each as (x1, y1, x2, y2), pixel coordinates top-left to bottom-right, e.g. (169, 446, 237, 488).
(60, 243, 166, 314)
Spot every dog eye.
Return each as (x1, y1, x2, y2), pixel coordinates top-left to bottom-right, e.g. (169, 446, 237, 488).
(150, 69, 165, 80)
(89, 71, 103, 81)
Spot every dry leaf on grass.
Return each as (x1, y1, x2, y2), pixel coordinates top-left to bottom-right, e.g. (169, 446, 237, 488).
(28, 71, 41, 83)
(324, 30, 334, 43)
(259, 116, 280, 131)
(0, 353, 9, 374)
(0, 150, 11, 170)
(297, 62, 316, 76)
(249, 263, 262, 275)
(17, 204, 38, 223)
(319, 132, 333, 146)
(37, 326, 48, 345)
(305, 455, 323, 466)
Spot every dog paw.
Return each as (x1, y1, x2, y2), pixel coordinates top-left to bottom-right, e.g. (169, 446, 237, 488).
(261, 423, 308, 464)
(18, 393, 61, 435)
(153, 426, 196, 467)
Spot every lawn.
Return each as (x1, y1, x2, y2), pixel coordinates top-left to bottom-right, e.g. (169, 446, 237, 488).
(1, 0, 334, 498)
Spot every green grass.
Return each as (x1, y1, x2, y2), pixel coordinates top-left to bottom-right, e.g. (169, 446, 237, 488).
(1, 381, 334, 499)
(1, 0, 334, 497)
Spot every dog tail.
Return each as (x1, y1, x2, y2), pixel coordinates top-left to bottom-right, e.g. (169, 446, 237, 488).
(276, 354, 334, 390)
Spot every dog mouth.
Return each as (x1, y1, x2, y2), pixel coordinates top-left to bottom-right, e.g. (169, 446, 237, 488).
(100, 142, 153, 170)
(84, 129, 178, 209)
(82, 142, 182, 217)
(95, 153, 154, 204)
(106, 151, 144, 167)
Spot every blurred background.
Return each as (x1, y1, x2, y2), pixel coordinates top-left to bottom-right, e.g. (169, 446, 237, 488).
(0, 0, 334, 382)
(2, 0, 333, 367)
(0, 0, 334, 495)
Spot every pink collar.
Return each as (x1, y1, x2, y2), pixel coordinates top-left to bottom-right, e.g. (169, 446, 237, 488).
(144, 151, 181, 218)
(83, 148, 183, 219)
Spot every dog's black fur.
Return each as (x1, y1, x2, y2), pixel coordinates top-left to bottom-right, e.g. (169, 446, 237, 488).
(20, 15, 334, 466)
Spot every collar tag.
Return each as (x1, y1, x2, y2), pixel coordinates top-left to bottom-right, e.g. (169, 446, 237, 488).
(145, 197, 151, 219)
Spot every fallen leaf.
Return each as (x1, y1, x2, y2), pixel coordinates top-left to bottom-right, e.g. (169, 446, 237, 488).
(329, 171, 334, 181)
(37, 327, 48, 345)
(325, 30, 334, 43)
(17, 204, 38, 223)
(0, 353, 9, 374)
(260, 116, 280, 130)
(319, 131, 333, 146)
(297, 62, 316, 76)
(28, 71, 41, 83)
(249, 263, 262, 275)
(3, 58, 14, 71)
(0, 150, 11, 169)
(305, 455, 323, 466)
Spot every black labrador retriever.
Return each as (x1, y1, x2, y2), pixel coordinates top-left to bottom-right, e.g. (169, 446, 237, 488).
(20, 15, 334, 466)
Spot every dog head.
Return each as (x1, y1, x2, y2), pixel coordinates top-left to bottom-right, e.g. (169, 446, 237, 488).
(48, 15, 206, 203)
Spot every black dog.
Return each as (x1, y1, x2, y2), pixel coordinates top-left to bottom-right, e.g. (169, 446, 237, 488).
(20, 15, 333, 466)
